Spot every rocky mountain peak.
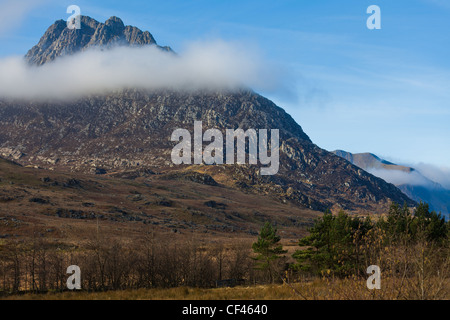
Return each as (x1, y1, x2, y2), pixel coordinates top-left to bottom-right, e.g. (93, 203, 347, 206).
(105, 16, 125, 32)
(24, 15, 170, 66)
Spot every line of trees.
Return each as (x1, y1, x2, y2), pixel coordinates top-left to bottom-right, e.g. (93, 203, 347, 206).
(0, 201, 448, 297)
(0, 233, 259, 293)
(291, 202, 448, 276)
(255, 202, 449, 299)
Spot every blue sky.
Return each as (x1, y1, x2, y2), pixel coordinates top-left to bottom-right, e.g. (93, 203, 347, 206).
(0, 0, 449, 168)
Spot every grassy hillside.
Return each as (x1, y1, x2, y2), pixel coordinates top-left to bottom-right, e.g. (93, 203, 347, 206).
(0, 156, 318, 245)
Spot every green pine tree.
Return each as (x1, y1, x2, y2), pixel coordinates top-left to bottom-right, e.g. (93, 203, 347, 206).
(252, 221, 287, 283)
(292, 210, 373, 276)
(413, 201, 447, 244)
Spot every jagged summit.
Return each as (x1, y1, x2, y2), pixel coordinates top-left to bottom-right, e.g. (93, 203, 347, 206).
(25, 15, 172, 66)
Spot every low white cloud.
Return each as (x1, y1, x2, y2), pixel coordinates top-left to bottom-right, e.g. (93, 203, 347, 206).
(367, 168, 434, 188)
(367, 164, 450, 190)
(413, 163, 450, 190)
(0, 40, 290, 100)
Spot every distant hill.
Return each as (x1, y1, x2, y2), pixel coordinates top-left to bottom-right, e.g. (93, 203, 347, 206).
(332, 150, 450, 218)
(332, 150, 414, 173)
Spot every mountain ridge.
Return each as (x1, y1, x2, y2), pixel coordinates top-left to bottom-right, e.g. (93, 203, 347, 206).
(0, 16, 415, 215)
(333, 150, 414, 173)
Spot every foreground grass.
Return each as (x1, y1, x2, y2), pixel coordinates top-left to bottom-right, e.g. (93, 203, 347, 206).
(2, 285, 299, 300)
(3, 277, 448, 300)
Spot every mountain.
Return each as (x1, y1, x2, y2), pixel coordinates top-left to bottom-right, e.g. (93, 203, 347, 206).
(332, 150, 450, 217)
(25, 16, 172, 66)
(0, 16, 415, 217)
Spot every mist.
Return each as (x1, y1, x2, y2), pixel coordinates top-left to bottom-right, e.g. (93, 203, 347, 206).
(413, 163, 450, 190)
(0, 40, 290, 100)
(367, 168, 434, 187)
(367, 164, 450, 190)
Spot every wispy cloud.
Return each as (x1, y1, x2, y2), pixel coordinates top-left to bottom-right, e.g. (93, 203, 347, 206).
(0, 0, 51, 36)
(423, 0, 450, 10)
(413, 163, 450, 190)
(367, 168, 435, 188)
(367, 163, 450, 191)
(0, 40, 291, 100)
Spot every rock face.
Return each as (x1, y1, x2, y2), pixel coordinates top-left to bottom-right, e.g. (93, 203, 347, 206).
(0, 16, 415, 214)
(25, 16, 171, 65)
(0, 88, 414, 213)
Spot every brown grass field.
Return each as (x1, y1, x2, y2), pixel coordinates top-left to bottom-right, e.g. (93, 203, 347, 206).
(2, 276, 448, 300)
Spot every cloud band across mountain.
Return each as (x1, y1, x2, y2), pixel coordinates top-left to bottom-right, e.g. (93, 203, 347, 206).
(0, 41, 288, 100)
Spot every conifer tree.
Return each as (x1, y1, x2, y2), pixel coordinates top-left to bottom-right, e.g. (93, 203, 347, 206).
(252, 221, 287, 283)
